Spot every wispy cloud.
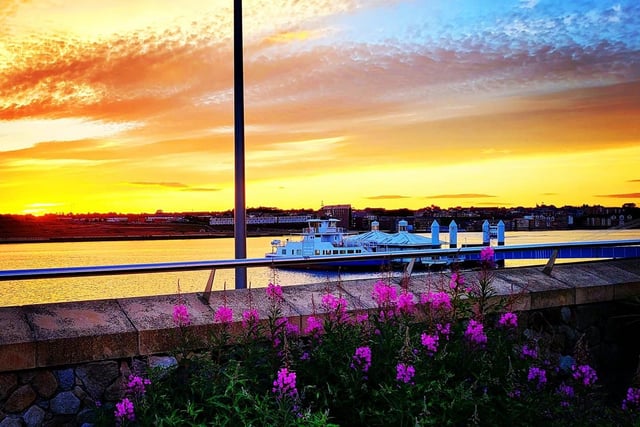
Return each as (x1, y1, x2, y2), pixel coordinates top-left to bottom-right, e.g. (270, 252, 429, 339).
(181, 187, 222, 192)
(596, 193, 640, 198)
(128, 182, 188, 188)
(366, 195, 410, 200)
(425, 194, 496, 199)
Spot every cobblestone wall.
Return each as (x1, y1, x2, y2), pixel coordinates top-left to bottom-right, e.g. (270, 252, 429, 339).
(0, 357, 175, 427)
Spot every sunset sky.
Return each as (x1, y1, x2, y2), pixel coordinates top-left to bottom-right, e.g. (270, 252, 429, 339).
(1, 0, 639, 215)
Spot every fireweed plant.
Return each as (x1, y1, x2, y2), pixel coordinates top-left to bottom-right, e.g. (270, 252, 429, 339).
(97, 248, 640, 426)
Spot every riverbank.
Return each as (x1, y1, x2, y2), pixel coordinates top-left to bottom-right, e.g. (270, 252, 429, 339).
(0, 216, 288, 244)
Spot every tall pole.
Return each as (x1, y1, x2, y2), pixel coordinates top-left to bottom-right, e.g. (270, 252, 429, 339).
(234, 0, 247, 289)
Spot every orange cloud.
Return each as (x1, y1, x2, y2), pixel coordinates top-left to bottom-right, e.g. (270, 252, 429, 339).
(425, 194, 497, 199)
(597, 193, 640, 198)
(366, 195, 411, 200)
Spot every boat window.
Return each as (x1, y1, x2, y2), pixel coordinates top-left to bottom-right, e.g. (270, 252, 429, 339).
(315, 250, 320, 255)
(347, 250, 354, 254)
(333, 250, 338, 254)
(281, 250, 286, 255)
(340, 250, 345, 254)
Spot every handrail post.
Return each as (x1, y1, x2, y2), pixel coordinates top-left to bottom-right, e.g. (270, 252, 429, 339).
(201, 269, 216, 304)
(542, 249, 559, 276)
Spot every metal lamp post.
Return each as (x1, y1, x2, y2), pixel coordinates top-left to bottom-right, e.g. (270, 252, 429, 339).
(234, 0, 247, 289)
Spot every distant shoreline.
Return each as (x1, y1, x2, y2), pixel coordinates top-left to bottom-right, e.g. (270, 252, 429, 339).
(0, 231, 290, 245)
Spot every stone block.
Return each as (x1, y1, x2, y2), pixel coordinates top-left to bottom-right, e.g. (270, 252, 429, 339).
(613, 281, 640, 300)
(530, 288, 576, 310)
(118, 293, 216, 355)
(0, 308, 36, 371)
(24, 300, 137, 367)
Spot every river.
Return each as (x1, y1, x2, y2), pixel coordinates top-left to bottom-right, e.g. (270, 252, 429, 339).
(1, 229, 639, 307)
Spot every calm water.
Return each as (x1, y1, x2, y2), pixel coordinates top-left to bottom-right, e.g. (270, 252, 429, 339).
(1, 229, 639, 307)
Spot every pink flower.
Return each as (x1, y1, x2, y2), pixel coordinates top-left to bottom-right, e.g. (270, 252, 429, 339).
(172, 304, 190, 327)
(420, 291, 452, 311)
(354, 313, 369, 324)
(498, 312, 518, 329)
(214, 306, 233, 324)
(397, 292, 416, 315)
(528, 366, 547, 389)
(266, 282, 284, 302)
(480, 246, 495, 262)
(371, 280, 398, 307)
(449, 272, 464, 290)
(396, 363, 416, 384)
(521, 344, 538, 359)
(241, 309, 260, 328)
(572, 364, 597, 387)
(622, 387, 640, 411)
(436, 323, 451, 340)
(351, 346, 372, 373)
(464, 319, 487, 346)
(304, 315, 323, 335)
(272, 367, 298, 399)
(125, 375, 151, 396)
(420, 333, 439, 354)
(285, 320, 300, 336)
(321, 293, 347, 312)
(114, 397, 135, 422)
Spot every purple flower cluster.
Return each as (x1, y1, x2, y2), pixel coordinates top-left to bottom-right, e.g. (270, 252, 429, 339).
(556, 383, 575, 407)
(572, 364, 597, 387)
(464, 319, 487, 346)
(420, 291, 452, 311)
(480, 246, 495, 262)
(172, 304, 190, 327)
(520, 344, 538, 359)
(527, 366, 547, 389)
(321, 293, 347, 313)
(114, 397, 135, 422)
(449, 272, 465, 290)
(436, 323, 451, 340)
(622, 387, 640, 411)
(241, 308, 260, 328)
(304, 315, 323, 336)
(266, 282, 284, 302)
(371, 280, 398, 307)
(272, 367, 298, 400)
(396, 363, 416, 384)
(396, 292, 416, 315)
(351, 346, 372, 373)
(498, 312, 518, 329)
(354, 312, 369, 324)
(420, 333, 439, 355)
(125, 375, 151, 396)
(214, 305, 233, 324)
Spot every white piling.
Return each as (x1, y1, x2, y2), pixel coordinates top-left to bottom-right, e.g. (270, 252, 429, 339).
(431, 220, 440, 248)
(449, 220, 458, 248)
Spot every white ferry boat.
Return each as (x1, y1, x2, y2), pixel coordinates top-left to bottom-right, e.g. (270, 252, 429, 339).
(266, 218, 385, 269)
(266, 218, 457, 270)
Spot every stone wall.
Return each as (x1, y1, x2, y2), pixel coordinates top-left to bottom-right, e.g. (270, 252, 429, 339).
(0, 357, 176, 427)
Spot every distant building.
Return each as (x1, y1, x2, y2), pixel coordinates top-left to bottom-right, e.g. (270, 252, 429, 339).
(320, 204, 352, 230)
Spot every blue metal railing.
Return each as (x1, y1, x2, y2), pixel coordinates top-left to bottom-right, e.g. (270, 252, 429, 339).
(0, 239, 639, 282)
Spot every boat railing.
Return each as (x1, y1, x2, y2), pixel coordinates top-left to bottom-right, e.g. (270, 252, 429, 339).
(0, 239, 639, 302)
